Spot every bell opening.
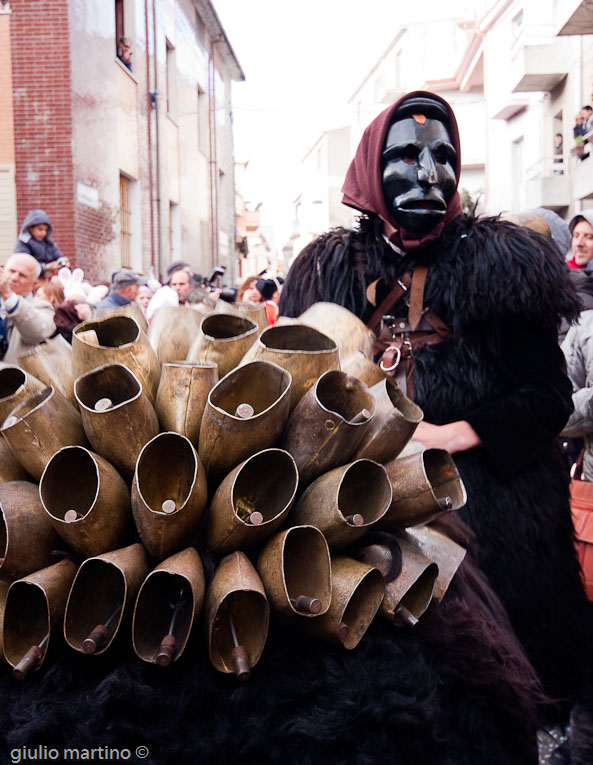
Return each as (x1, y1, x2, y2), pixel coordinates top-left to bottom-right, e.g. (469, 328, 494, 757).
(262, 325, 336, 353)
(3, 583, 48, 664)
(137, 434, 196, 511)
(340, 568, 384, 650)
(64, 560, 125, 650)
(423, 450, 466, 510)
(338, 461, 392, 525)
(164, 361, 217, 370)
(76, 365, 140, 409)
(0, 510, 7, 559)
(41, 448, 98, 520)
(384, 380, 423, 423)
(233, 451, 298, 523)
(202, 315, 256, 340)
(284, 527, 330, 607)
(0, 368, 26, 399)
(133, 572, 192, 661)
(210, 362, 290, 417)
(316, 372, 374, 421)
(394, 563, 438, 625)
(79, 316, 139, 347)
(2, 387, 52, 426)
(212, 590, 267, 671)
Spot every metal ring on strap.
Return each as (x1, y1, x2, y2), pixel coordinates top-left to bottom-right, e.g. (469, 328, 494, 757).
(379, 345, 402, 372)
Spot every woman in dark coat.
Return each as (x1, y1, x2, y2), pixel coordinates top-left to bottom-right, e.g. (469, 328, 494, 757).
(280, 92, 593, 744)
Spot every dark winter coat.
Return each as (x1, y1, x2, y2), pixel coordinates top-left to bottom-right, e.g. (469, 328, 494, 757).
(280, 89, 591, 714)
(280, 213, 590, 713)
(95, 290, 132, 310)
(14, 209, 64, 265)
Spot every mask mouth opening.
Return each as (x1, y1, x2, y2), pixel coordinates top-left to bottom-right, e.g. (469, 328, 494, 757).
(400, 200, 446, 211)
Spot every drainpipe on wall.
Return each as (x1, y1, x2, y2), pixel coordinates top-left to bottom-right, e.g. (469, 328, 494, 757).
(144, 0, 155, 273)
(208, 37, 223, 271)
(152, 0, 162, 278)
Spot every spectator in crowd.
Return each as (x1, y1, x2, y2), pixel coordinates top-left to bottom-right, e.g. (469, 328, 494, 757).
(583, 105, 593, 133)
(96, 271, 146, 310)
(117, 37, 133, 71)
(237, 275, 259, 303)
(256, 277, 280, 325)
(35, 281, 65, 307)
(145, 263, 193, 320)
(575, 111, 588, 140)
(554, 132, 564, 174)
(567, 210, 593, 271)
(574, 112, 589, 161)
(169, 268, 193, 305)
(14, 209, 64, 269)
(238, 276, 279, 324)
(0, 253, 56, 363)
(135, 284, 153, 316)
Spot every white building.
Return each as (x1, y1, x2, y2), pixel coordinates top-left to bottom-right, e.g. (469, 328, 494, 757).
(288, 0, 593, 266)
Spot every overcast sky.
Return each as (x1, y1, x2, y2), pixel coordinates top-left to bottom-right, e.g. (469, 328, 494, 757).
(211, 0, 489, 252)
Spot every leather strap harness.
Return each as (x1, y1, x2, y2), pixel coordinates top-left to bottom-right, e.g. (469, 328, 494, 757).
(366, 267, 452, 396)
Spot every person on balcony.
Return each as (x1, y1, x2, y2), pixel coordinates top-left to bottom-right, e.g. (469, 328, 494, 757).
(117, 37, 133, 71)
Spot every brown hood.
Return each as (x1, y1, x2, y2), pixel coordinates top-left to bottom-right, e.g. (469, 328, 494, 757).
(341, 91, 463, 252)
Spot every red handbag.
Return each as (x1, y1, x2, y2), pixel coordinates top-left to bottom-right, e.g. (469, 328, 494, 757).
(570, 453, 593, 601)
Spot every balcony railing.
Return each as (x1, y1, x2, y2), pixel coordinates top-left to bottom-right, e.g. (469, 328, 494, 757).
(525, 155, 566, 179)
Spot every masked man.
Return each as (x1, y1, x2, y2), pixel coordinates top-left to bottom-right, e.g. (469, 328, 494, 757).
(281, 92, 592, 750)
(0, 94, 582, 765)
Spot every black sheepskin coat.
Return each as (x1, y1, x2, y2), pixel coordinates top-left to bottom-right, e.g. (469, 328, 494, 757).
(0, 523, 543, 765)
(280, 213, 592, 716)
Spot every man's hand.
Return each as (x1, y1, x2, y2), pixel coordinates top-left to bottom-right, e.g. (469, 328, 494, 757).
(413, 420, 482, 454)
(0, 266, 13, 301)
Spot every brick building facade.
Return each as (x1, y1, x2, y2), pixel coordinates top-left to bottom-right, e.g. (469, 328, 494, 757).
(3, 0, 243, 284)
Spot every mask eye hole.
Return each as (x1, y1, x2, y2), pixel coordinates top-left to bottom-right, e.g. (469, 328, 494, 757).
(401, 146, 418, 165)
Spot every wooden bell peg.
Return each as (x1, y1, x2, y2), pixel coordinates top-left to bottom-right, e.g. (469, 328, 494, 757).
(350, 408, 371, 424)
(346, 514, 364, 526)
(290, 595, 322, 614)
(156, 589, 186, 668)
(228, 611, 250, 681)
(235, 403, 254, 419)
(234, 498, 263, 525)
(338, 622, 350, 640)
(395, 603, 419, 627)
(161, 499, 176, 514)
(156, 634, 176, 667)
(437, 496, 453, 510)
(13, 633, 48, 680)
(82, 603, 121, 654)
(64, 509, 81, 523)
(94, 397, 113, 412)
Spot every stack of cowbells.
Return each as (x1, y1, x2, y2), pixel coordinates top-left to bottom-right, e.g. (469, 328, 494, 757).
(0, 302, 543, 764)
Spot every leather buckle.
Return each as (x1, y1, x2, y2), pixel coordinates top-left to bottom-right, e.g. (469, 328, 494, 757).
(401, 338, 413, 358)
(379, 345, 402, 372)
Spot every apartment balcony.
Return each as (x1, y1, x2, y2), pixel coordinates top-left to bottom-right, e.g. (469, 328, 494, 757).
(244, 209, 261, 232)
(524, 156, 570, 209)
(510, 41, 569, 92)
(572, 149, 593, 201)
(555, 0, 593, 36)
